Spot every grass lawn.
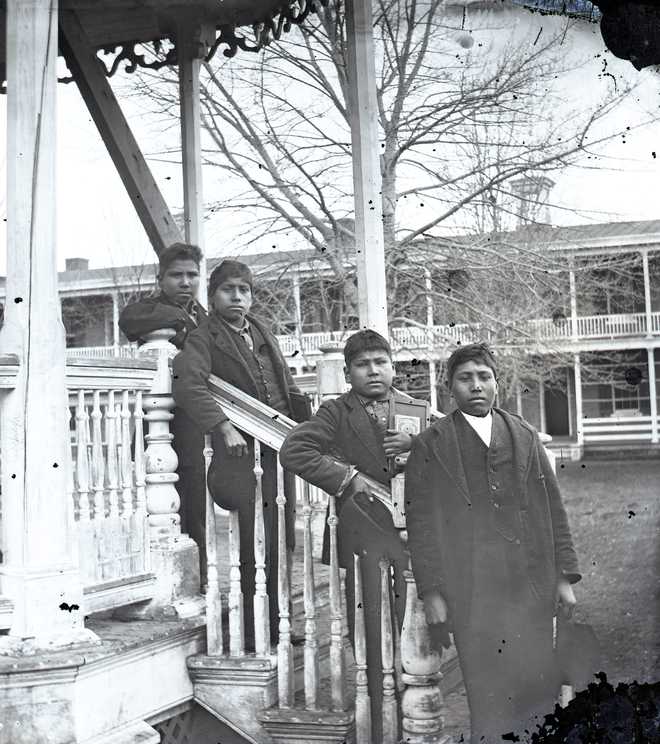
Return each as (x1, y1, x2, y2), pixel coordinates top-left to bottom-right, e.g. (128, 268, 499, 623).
(557, 458, 659, 685)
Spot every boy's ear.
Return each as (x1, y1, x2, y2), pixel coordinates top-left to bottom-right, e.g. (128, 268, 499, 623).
(343, 365, 350, 382)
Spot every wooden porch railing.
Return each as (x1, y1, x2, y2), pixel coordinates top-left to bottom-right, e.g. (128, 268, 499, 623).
(66, 358, 158, 613)
(203, 375, 449, 743)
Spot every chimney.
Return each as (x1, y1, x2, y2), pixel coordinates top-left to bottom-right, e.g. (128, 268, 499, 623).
(65, 257, 89, 272)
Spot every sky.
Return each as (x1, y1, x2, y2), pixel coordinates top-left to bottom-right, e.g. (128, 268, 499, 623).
(1, 7, 660, 276)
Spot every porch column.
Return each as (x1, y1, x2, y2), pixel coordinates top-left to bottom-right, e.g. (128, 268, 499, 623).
(648, 348, 658, 444)
(428, 360, 438, 411)
(642, 249, 652, 338)
(569, 258, 578, 341)
(178, 23, 214, 309)
(574, 353, 584, 450)
(345, 0, 388, 336)
(539, 376, 547, 433)
(292, 272, 303, 338)
(0, 0, 95, 648)
(112, 290, 120, 354)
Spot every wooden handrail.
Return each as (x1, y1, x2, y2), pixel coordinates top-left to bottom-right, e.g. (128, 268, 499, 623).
(206, 373, 395, 511)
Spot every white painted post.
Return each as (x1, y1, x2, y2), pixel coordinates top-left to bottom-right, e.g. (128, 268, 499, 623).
(118, 328, 203, 618)
(569, 260, 578, 342)
(574, 353, 584, 451)
(0, 0, 97, 650)
(345, 0, 389, 336)
(428, 360, 438, 412)
(302, 479, 320, 710)
(642, 250, 652, 338)
(380, 560, 398, 744)
(316, 342, 348, 403)
(539, 376, 547, 434)
(353, 555, 372, 743)
(647, 348, 658, 444)
(178, 23, 213, 308)
(112, 290, 120, 355)
(252, 439, 271, 656)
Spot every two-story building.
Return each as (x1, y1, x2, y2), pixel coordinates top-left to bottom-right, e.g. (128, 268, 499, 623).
(3, 217, 658, 457)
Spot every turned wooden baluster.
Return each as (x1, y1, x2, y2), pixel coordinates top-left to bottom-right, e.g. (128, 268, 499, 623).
(75, 390, 91, 524)
(119, 390, 133, 517)
(399, 552, 448, 743)
(302, 479, 319, 710)
(90, 391, 105, 523)
(327, 492, 346, 711)
(276, 462, 294, 707)
(105, 390, 119, 520)
(353, 554, 372, 744)
(204, 434, 223, 656)
(228, 507, 245, 656)
(397, 465, 450, 744)
(380, 559, 398, 744)
(253, 439, 270, 656)
(134, 391, 149, 573)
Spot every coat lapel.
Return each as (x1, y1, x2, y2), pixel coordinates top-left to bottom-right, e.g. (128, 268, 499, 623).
(248, 314, 291, 403)
(496, 408, 535, 501)
(208, 313, 256, 389)
(343, 390, 388, 470)
(428, 411, 472, 505)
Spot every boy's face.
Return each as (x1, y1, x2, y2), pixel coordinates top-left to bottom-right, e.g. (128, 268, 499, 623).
(158, 259, 200, 305)
(212, 278, 253, 324)
(347, 349, 395, 400)
(450, 360, 497, 417)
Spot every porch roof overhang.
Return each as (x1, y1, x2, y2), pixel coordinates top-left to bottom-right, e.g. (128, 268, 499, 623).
(0, 0, 320, 81)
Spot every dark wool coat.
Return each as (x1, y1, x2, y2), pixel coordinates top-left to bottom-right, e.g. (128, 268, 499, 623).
(172, 312, 301, 548)
(279, 388, 412, 567)
(118, 293, 207, 350)
(404, 408, 581, 625)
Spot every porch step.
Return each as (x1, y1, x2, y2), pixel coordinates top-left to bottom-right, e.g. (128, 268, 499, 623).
(84, 720, 159, 744)
(583, 443, 660, 460)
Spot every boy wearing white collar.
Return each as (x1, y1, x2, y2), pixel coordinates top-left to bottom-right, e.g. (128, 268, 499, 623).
(405, 343, 580, 744)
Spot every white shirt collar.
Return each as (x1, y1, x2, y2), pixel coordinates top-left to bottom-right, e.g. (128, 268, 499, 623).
(460, 409, 493, 447)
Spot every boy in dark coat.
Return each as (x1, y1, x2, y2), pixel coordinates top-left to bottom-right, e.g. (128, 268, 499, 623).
(405, 344, 581, 744)
(172, 260, 303, 650)
(118, 242, 208, 588)
(279, 330, 417, 743)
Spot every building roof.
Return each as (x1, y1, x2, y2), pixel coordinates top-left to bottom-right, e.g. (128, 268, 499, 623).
(0, 218, 658, 299)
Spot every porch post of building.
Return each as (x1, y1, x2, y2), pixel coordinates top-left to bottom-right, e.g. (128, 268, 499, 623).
(539, 375, 547, 433)
(292, 272, 303, 338)
(345, 0, 389, 337)
(647, 348, 658, 444)
(112, 289, 120, 355)
(642, 249, 652, 338)
(569, 258, 578, 341)
(0, 0, 97, 650)
(574, 353, 584, 451)
(178, 22, 214, 309)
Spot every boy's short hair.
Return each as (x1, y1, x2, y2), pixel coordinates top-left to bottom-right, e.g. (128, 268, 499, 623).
(344, 330, 392, 368)
(208, 259, 254, 298)
(446, 343, 497, 385)
(158, 242, 203, 274)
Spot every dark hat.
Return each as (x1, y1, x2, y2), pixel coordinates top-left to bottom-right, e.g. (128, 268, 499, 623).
(208, 259, 253, 297)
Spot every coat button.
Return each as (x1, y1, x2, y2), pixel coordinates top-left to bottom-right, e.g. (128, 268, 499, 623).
(515, 539, 521, 545)
(493, 501, 500, 509)
(491, 484, 498, 491)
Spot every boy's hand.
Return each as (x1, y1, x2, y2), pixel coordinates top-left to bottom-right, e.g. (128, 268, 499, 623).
(556, 577, 577, 619)
(343, 473, 379, 499)
(423, 590, 448, 625)
(216, 420, 249, 457)
(383, 429, 413, 457)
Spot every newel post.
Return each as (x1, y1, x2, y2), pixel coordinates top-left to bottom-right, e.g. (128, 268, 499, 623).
(119, 328, 203, 618)
(395, 471, 452, 744)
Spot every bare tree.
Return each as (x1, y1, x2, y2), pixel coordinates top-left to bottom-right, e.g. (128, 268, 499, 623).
(122, 0, 654, 397)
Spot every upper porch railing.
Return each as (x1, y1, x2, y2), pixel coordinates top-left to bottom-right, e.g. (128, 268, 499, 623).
(66, 310, 660, 364)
